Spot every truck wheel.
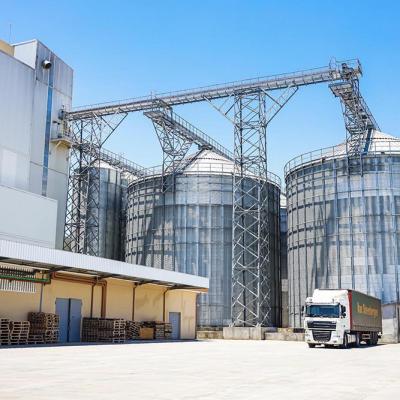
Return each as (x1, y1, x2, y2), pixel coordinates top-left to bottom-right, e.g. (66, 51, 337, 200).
(372, 333, 378, 346)
(341, 334, 348, 349)
(308, 343, 316, 348)
(366, 333, 374, 346)
(355, 333, 361, 348)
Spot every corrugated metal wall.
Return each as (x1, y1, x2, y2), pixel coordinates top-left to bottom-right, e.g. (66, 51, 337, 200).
(87, 167, 127, 261)
(286, 152, 400, 327)
(280, 202, 289, 327)
(126, 171, 281, 327)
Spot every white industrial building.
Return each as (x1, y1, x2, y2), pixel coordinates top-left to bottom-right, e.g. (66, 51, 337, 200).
(0, 39, 71, 248)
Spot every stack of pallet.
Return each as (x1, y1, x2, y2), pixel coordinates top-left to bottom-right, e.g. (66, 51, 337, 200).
(9, 321, 30, 345)
(28, 312, 59, 344)
(155, 322, 165, 339)
(0, 318, 10, 345)
(99, 319, 126, 343)
(82, 318, 100, 342)
(125, 321, 141, 340)
(82, 318, 126, 343)
(142, 321, 168, 339)
(164, 323, 172, 339)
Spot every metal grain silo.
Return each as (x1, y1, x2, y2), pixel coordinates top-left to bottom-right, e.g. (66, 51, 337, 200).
(125, 150, 281, 327)
(280, 195, 289, 327)
(285, 131, 400, 329)
(88, 163, 128, 261)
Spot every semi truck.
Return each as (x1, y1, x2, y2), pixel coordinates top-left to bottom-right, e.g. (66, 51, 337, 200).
(303, 289, 382, 348)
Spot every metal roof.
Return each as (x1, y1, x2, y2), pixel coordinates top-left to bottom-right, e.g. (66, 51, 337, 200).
(0, 239, 209, 291)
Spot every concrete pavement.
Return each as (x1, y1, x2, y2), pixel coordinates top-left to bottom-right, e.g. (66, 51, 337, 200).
(0, 340, 399, 399)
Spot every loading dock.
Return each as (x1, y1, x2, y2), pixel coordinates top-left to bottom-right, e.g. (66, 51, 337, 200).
(0, 239, 208, 341)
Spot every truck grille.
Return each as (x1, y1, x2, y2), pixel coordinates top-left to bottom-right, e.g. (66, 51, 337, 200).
(312, 330, 332, 342)
(307, 321, 336, 330)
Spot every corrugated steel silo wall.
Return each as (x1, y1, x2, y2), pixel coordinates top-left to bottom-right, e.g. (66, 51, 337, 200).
(87, 167, 127, 261)
(286, 155, 400, 327)
(280, 205, 289, 327)
(126, 173, 281, 327)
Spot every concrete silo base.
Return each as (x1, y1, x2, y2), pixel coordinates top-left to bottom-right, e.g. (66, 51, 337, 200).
(223, 327, 276, 340)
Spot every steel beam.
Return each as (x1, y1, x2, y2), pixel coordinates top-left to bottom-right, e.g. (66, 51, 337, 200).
(67, 60, 361, 119)
(330, 64, 379, 157)
(330, 80, 378, 156)
(145, 108, 234, 161)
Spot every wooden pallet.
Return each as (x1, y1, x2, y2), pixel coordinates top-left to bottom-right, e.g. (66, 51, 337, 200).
(82, 318, 126, 343)
(28, 313, 59, 344)
(28, 334, 45, 345)
(165, 323, 172, 339)
(126, 321, 141, 340)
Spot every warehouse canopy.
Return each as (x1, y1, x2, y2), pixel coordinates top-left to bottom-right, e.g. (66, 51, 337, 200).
(0, 239, 209, 292)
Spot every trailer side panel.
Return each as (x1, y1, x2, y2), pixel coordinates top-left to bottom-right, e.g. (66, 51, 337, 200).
(350, 290, 382, 332)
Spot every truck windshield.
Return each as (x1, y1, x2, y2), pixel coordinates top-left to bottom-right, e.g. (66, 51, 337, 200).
(306, 304, 340, 318)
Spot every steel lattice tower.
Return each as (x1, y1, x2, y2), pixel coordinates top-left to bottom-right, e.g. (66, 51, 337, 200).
(231, 91, 270, 326)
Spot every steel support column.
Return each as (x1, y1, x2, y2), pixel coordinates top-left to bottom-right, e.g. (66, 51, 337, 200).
(231, 91, 269, 327)
(231, 87, 297, 327)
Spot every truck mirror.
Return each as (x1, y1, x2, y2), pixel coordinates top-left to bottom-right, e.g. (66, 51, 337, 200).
(341, 305, 347, 317)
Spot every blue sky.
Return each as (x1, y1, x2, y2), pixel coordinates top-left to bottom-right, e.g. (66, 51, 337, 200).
(2, 1, 399, 181)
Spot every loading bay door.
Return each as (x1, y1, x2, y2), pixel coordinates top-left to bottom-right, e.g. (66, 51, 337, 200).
(56, 298, 82, 343)
(169, 312, 181, 340)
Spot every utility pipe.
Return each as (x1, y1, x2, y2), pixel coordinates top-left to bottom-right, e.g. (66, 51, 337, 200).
(52, 272, 107, 317)
(0, 272, 51, 284)
(163, 288, 172, 322)
(0, 271, 50, 312)
(132, 283, 137, 321)
(90, 283, 96, 318)
(39, 283, 44, 312)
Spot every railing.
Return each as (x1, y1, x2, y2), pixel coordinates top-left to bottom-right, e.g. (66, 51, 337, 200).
(132, 160, 282, 189)
(284, 137, 400, 177)
(168, 111, 234, 161)
(68, 59, 360, 118)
